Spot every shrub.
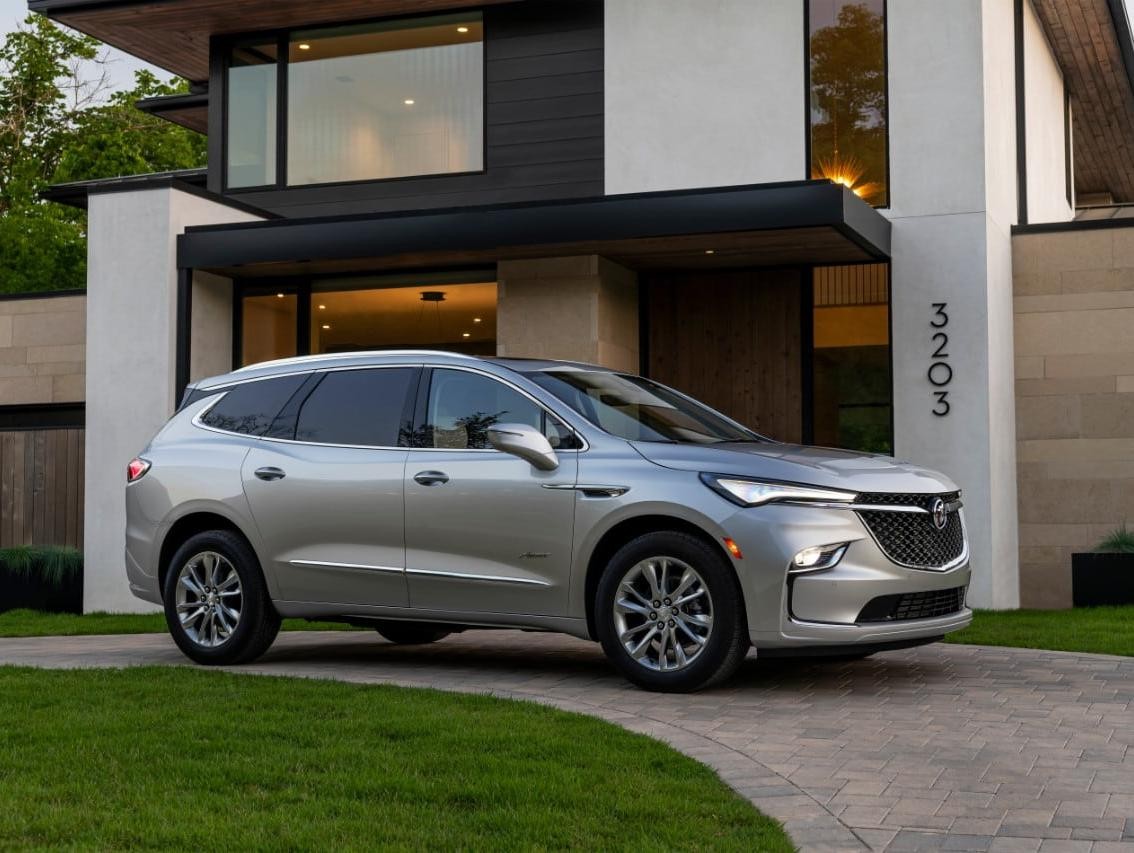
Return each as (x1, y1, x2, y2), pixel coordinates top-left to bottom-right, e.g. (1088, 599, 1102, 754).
(0, 545, 83, 589)
(1096, 523, 1134, 555)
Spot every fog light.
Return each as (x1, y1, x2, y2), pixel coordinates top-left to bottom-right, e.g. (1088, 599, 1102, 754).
(790, 542, 849, 573)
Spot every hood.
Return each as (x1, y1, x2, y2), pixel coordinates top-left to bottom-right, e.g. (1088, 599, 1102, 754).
(630, 441, 959, 494)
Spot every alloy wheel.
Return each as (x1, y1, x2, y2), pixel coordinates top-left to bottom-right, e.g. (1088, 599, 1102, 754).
(174, 551, 243, 648)
(612, 556, 714, 672)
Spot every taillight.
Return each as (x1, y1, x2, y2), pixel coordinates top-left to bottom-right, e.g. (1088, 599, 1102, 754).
(126, 457, 151, 483)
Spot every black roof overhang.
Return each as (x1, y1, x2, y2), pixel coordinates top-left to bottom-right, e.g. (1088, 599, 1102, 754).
(177, 181, 890, 275)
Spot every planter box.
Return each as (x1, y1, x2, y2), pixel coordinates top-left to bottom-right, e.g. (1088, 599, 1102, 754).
(0, 572, 82, 614)
(1072, 553, 1134, 607)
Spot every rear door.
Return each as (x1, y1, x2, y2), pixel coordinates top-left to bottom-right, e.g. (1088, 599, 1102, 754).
(241, 366, 419, 607)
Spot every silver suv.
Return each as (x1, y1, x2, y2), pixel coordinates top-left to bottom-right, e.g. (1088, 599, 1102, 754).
(125, 351, 971, 692)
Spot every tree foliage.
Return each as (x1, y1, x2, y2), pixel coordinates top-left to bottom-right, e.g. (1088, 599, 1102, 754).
(0, 15, 207, 293)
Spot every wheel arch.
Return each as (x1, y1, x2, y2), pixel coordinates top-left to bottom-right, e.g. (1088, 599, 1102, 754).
(157, 510, 261, 602)
(582, 513, 740, 640)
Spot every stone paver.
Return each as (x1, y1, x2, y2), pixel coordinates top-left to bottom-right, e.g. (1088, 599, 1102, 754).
(0, 632, 1132, 852)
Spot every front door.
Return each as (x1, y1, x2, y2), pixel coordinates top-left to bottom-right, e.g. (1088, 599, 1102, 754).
(241, 366, 419, 607)
(403, 367, 579, 616)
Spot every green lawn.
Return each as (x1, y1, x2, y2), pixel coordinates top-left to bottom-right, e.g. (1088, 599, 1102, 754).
(0, 667, 790, 851)
(944, 606, 1134, 657)
(0, 608, 353, 637)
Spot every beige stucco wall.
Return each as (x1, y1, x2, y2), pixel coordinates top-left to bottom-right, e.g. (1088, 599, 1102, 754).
(497, 255, 638, 372)
(1013, 226, 1134, 608)
(0, 293, 86, 404)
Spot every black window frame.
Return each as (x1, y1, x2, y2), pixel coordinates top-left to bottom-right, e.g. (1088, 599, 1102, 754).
(219, 9, 489, 195)
(409, 366, 583, 452)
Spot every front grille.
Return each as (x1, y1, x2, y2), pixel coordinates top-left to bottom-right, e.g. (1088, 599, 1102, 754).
(857, 586, 967, 623)
(855, 491, 965, 569)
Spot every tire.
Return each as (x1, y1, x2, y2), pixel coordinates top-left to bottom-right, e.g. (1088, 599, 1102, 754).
(373, 621, 452, 645)
(162, 529, 281, 666)
(595, 531, 748, 692)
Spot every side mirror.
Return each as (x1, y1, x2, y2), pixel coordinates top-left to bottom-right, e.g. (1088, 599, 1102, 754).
(487, 422, 559, 471)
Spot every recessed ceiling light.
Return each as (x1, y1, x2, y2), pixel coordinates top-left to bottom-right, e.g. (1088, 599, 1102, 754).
(276, 292, 285, 298)
(322, 324, 331, 330)
(462, 332, 470, 338)
(457, 26, 469, 33)
(404, 98, 415, 105)
(473, 317, 482, 323)
(704, 249, 715, 255)
(318, 304, 326, 310)
(298, 43, 311, 50)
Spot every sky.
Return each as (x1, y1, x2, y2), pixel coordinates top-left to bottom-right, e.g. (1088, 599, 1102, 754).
(2, 0, 162, 95)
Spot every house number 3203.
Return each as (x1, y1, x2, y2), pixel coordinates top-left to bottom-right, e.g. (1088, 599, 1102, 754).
(928, 302, 952, 416)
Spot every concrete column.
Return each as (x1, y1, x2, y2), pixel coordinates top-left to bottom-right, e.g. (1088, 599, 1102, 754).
(497, 256, 639, 372)
(190, 271, 235, 383)
(83, 188, 261, 613)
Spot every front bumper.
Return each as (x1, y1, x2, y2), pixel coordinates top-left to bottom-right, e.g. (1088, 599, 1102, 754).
(721, 503, 972, 650)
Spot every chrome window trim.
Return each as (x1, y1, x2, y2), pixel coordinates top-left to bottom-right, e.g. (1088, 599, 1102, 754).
(191, 362, 590, 453)
(405, 567, 551, 587)
(289, 559, 402, 574)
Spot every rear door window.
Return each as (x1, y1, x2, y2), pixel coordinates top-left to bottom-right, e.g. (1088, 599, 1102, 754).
(199, 374, 307, 436)
(294, 367, 417, 447)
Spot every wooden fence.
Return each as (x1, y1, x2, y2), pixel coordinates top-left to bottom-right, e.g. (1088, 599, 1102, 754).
(0, 428, 84, 549)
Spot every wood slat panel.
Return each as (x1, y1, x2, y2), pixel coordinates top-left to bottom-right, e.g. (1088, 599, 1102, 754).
(646, 270, 803, 443)
(0, 428, 85, 549)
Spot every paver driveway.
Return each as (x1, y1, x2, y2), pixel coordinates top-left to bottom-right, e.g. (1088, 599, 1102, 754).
(1, 631, 1131, 852)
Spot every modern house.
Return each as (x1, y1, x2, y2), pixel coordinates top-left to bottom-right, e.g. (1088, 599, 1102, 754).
(4, 0, 1134, 613)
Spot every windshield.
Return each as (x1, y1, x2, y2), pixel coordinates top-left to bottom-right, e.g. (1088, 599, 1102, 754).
(526, 370, 766, 444)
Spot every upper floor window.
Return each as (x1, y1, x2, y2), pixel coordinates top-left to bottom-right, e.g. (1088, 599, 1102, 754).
(225, 13, 484, 190)
(808, 1, 888, 207)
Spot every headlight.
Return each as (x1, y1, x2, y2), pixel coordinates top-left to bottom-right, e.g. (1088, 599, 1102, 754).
(699, 473, 856, 508)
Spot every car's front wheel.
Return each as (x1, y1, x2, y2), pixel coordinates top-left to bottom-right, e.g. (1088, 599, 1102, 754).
(163, 530, 281, 665)
(595, 531, 748, 692)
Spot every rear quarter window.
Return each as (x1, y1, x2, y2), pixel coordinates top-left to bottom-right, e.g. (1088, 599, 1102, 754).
(199, 374, 308, 436)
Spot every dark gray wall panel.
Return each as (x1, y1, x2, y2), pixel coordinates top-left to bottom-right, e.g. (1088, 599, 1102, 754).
(228, 1, 604, 218)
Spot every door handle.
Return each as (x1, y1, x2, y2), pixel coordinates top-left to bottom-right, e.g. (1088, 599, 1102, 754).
(413, 470, 449, 486)
(254, 466, 286, 482)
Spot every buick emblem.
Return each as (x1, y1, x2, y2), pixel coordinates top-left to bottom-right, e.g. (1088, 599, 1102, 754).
(931, 497, 948, 531)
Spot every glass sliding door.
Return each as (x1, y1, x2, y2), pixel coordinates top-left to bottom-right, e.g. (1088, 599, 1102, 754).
(810, 264, 892, 453)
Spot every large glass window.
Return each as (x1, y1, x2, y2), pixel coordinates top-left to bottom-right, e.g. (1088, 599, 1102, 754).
(227, 41, 278, 189)
(240, 289, 298, 366)
(808, 1, 888, 207)
(312, 278, 495, 356)
(225, 14, 483, 189)
(810, 264, 892, 453)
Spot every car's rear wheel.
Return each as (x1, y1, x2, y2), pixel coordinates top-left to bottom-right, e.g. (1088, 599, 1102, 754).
(373, 621, 451, 645)
(596, 531, 748, 692)
(163, 530, 280, 665)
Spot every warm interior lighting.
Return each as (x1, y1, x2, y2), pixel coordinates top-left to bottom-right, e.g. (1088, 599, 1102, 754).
(704, 249, 715, 255)
(318, 304, 326, 310)
(276, 293, 285, 298)
(404, 98, 415, 105)
(457, 26, 470, 33)
(298, 43, 311, 50)
(723, 538, 743, 560)
(322, 324, 331, 330)
(473, 317, 482, 323)
(815, 153, 881, 202)
(462, 332, 471, 338)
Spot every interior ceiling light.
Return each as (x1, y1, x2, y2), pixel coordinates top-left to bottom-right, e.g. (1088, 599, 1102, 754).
(298, 43, 311, 50)
(318, 304, 326, 310)
(473, 317, 482, 323)
(457, 26, 470, 33)
(404, 98, 415, 105)
(322, 324, 331, 330)
(276, 292, 285, 298)
(704, 249, 715, 255)
(462, 332, 471, 338)
(420, 291, 446, 302)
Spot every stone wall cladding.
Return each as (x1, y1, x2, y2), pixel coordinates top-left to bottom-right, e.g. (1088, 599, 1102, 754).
(0, 293, 86, 405)
(1013, 227, 1134, 608)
